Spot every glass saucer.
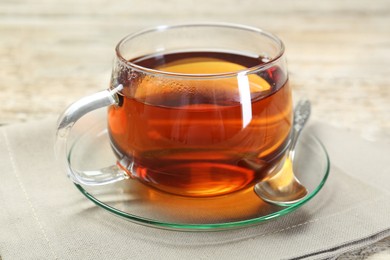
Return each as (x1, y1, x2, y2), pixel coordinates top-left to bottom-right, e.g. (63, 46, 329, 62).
(69, 112, 330, 231)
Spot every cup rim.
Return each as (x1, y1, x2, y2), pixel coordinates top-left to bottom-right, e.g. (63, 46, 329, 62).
(115, 22, 285, 79)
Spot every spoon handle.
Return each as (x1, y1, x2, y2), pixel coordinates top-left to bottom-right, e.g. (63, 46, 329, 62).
(290, 100, 311, 156)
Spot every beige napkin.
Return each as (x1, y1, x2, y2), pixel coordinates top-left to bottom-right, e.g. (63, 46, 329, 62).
(0, 118, 389, 260)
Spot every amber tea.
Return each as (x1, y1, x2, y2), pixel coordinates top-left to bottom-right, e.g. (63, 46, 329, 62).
(108, 51, 292, 197)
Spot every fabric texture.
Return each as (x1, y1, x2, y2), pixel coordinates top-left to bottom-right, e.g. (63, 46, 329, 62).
(0, 118, 389, 260)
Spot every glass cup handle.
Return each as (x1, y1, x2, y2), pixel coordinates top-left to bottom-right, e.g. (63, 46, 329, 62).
(55, 84, 129, 186)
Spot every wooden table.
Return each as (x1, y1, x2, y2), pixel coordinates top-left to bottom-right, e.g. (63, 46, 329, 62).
(1, 0, 389, 258)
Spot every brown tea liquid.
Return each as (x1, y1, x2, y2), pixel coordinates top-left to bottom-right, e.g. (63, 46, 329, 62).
(108, 51, 292, 197)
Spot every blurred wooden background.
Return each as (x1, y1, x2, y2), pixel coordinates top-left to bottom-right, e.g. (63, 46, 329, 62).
(1, 0, 389, 258)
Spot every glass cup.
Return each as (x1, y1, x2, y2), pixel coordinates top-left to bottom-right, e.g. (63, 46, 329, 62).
(56, 23, 292, 198)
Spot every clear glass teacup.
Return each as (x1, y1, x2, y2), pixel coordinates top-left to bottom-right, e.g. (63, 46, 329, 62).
(56, 23, 292, 197)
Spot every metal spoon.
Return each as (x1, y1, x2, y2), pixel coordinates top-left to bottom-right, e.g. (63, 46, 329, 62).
(254, 100, 311, 206)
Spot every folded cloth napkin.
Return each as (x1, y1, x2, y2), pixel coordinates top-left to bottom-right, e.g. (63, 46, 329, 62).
(0, 118, 389, 260)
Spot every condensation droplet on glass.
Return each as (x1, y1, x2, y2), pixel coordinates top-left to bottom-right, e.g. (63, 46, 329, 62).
(261, 57, 271, 63)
